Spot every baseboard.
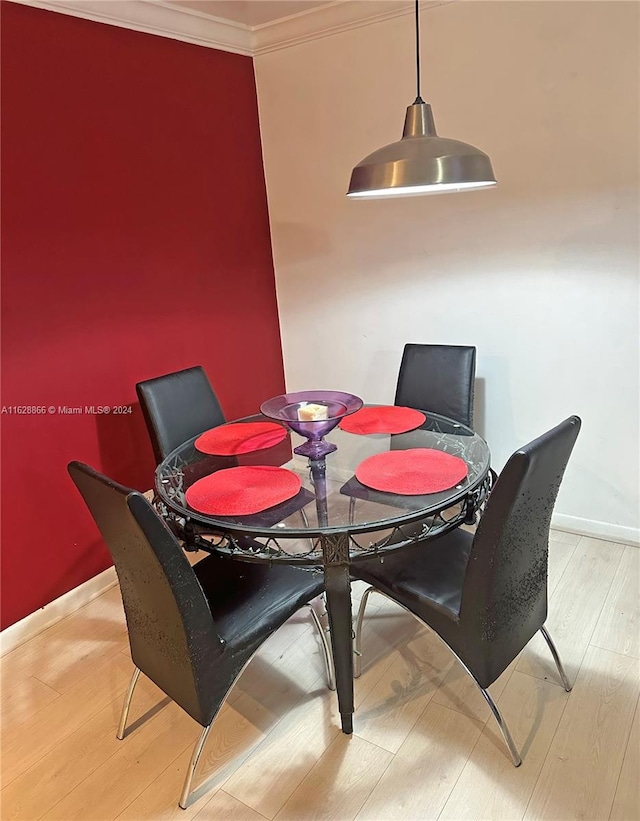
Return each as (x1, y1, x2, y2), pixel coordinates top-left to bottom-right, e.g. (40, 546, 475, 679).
(552, 514, 640, 547)
(1, 566, 118, 657)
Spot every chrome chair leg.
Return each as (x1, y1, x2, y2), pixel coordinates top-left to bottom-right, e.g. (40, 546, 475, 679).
(117, 666, 141, 740)
(540, 624, 572, 691)
(477, 685, 522, 767)
(353, 586, 376, 678)
(306, 603, 336, 690)
(354, 587, 522, 766)
(179, 723, 213, 809)
(177, 648, 260, 808)
(348, 496, 357, 525)
(118, 653, 259, 808)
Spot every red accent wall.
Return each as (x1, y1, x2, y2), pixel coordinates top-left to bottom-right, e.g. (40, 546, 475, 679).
(0, 2, 285, 629)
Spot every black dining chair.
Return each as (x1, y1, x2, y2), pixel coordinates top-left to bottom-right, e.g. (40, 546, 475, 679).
(352, 416, 581, 766)
(136, 365, 232, 548)
(395, 344, 476, 428)
(136, 365, 226, 464)
(68, 461, 331, 809)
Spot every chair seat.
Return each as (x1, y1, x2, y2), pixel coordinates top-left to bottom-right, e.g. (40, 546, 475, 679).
(353, 527, 473, 620)
(194, 554, 325, 652)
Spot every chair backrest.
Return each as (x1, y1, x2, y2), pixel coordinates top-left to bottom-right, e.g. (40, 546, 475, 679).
(68, 461, 223, 725)
(459, 416, 581, 683)
(394, 344, 477, 428)
(136, 366, 225, 463)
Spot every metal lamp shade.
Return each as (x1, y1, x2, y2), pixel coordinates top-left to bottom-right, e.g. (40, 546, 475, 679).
(347, 102, 496, 199)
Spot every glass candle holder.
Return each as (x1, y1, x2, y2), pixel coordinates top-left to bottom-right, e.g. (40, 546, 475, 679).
(261, 390, 363, 459)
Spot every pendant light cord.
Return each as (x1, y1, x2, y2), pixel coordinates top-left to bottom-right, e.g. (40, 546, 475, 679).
(414, 0, 424, 104)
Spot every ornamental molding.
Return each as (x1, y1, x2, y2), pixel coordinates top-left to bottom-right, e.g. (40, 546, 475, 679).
(8, 0, 453, 57)
(7, 0, 253, 55)
(251, 0, 452, 56)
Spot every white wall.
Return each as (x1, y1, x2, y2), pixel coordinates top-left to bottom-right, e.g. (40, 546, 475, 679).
(255, 1, 640, 542)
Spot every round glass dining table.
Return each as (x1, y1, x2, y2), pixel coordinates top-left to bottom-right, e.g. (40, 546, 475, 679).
(155, 408, 492, 734)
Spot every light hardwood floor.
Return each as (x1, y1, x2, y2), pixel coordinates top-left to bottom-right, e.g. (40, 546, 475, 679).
(1, 532, 638, 821)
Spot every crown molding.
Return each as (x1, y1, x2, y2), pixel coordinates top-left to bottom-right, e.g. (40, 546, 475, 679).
(252, 0, 452, 56)
(7, 0, 253, 55)
(7, 0, 453, 57)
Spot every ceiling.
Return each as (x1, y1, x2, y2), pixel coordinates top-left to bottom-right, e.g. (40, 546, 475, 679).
(166, 1, 334, 28)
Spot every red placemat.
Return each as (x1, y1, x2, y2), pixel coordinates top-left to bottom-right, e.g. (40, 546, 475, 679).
(339, 406, 425, 435)
(195, 422, 287, 456)
(186, 466, 302, 516)
(355, 448, 468, 495)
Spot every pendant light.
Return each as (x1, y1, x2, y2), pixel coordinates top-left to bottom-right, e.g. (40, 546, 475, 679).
(347, 0, 496, 199)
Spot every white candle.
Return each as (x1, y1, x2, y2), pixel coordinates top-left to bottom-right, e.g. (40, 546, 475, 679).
(297, 403, 329, 421)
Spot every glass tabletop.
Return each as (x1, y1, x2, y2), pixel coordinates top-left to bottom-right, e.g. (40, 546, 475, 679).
(155, 408, 491, 541)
